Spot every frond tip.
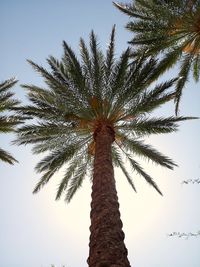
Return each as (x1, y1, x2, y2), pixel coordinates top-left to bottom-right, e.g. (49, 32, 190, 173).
(0, 148, 18, 165)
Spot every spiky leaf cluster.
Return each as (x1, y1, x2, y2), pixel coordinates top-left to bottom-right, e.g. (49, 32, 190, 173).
(114, 0, 200, 113)
(15, 27, 195, 202)
(0, 78, 22, 164)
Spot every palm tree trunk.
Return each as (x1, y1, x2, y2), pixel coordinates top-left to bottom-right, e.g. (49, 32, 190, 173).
(87, 123, 131, 267)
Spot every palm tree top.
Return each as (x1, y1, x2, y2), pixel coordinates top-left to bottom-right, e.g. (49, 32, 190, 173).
(15, 26, 196, 202)
(0, 78, 22, 164)
(113, 0, 200, 113)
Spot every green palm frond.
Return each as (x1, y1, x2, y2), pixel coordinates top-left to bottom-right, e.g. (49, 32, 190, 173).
(56, 156, 82, 200)
(16, 28, 195, 201)
(0, 78, 21, 164)
(65, 156, 91, 202)
(120, 79, 177, 117)
(27, 60, 64, 90)
(151, 49, 182, 77)
(117, 135, 177, 169)
(129, 157, 163, 195)
(0, 79, 19, 112)
(0, 78, 17, 92)
(193, 54, 200, 81)
(0, 116, 21, 133)
(110, 47, 130, 98)
(115, 140, 163, 195)
(33, 146, 78, 193)
(47, 56, 68, 85)
(108, 59, 176, 120)
(0, 148, 18, 164)
(89, 31, 105, 99)
(175, 54, 193, 114)
(105, 25, 116, 80)
(62, 41, 89, 100)
(118, 116, 196, 135)
(112, 146, 137, 192)
(80, 37, 93, 80)
(114, 0, 200, 112)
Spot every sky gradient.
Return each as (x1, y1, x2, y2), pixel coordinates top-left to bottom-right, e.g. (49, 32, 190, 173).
(1, 1, 200, 267)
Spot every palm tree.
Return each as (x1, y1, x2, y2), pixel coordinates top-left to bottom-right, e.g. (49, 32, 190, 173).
(114, 0, 200, 114)
(15, 27, 195, 266)
(0, 78, 21, 164)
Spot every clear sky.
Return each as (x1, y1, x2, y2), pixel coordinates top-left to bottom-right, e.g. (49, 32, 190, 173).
(0, 1, 200, 267)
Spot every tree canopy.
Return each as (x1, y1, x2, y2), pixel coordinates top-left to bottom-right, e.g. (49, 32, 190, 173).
(15, 27, 195, 202)
(114, 0, 200, 113)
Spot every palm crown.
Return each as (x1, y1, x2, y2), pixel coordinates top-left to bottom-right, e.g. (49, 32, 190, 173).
(114, 0, 200, 113)
(15, 26, 193, 202)
(0, 78, 21, 164)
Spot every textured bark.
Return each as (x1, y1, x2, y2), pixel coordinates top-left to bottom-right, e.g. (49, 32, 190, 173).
(87, 122, 131, 267)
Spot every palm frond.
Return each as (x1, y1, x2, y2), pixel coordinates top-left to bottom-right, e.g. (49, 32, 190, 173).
(129, 157, 163, 195)
(119, 135, 177, 169)
(125, 79, 177, 116)
(80, 37, 93, 79)
(62, 41, 89, 100)
(0, 78, 18, 93)
(55, 158, 81, 200)
(33, 169, 56, 194)
(27, 60, 65, 90)
(153, 49, 182, 76)
(113, 145, 137, 192)
(193, 54, 200, 82)
(113, 2, 152, 20)
(0, 148, 18, 164)
(89, 31, 105, 101)
(105, 25, 116, 80)
(0, 78, 20, 164)
(175, 54, 193, 114)
(0, 115, 22, 133)
(65, 157, 90, 202)
(47, 56, 68, 85)
(118, 116, 197, 135)
(33, 146, 79, 194)
(110, 47, 130, 98)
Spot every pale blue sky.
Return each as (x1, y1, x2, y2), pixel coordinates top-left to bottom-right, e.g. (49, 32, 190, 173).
(0, 1, 200, 267)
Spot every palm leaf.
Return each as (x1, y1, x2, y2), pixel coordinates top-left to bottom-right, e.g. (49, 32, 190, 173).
(175, 54, 193, 114)
(113, 145, 137, 192)
(105, 25, 116, 79)
(0, 78, 21, 164)
(0, 148, 18, 164)
(65, 157, 90, 202)
(120, 135, 177, 169)
(129, 157, 163, 195)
